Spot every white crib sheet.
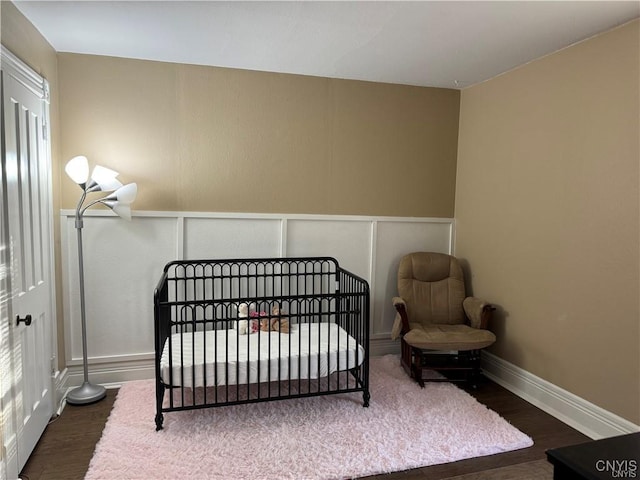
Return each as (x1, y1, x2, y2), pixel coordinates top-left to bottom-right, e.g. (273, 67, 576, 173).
(160, 323, 366, 387)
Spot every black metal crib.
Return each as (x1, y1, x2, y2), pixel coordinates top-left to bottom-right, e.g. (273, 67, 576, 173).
(154, 257, 370, 430)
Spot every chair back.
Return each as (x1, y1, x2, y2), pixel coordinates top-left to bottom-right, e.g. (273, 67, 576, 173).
(397, 252, 466, 326)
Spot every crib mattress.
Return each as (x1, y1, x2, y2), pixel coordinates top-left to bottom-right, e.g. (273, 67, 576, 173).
(160, 323, 366, 387)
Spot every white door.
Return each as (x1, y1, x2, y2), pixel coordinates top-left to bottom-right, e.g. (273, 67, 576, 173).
(1, 46, 55, 479)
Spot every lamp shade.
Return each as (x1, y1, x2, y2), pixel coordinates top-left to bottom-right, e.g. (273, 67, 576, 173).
(65, 156, 90, 185)
(90, 165, 122, 192)
(106, 183, 137, 204)
(103, 201, 132, 221)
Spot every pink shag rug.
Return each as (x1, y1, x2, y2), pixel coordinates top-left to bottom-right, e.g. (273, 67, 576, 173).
(85, 355, 533, 480)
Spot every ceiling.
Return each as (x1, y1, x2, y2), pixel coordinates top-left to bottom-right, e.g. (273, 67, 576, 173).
(14, 1, 640, 89)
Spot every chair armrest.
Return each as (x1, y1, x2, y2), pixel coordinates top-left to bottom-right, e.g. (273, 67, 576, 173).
(391, 297, 410, 340)
(463, 297, 496, 329)
(392, 297, 406, 308)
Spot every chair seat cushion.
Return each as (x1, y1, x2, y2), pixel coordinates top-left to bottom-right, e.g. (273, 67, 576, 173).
(403, 323, 496, 351)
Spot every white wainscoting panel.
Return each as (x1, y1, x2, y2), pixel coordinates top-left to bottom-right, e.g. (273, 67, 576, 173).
(184, 217, 282, 259)
(286, 219, 373, 280)
(60, 210, 454, 384)
(373, 220, 454, 338)
(62, 214, 178, 364)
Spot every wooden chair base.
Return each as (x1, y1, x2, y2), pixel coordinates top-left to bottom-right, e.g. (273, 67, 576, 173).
(401, 339, 482, 388)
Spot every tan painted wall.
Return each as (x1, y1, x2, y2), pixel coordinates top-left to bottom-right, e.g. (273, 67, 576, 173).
(57, 53, 460, 217)
(1, 1, 64, 368)
(455, 20, 640, 423)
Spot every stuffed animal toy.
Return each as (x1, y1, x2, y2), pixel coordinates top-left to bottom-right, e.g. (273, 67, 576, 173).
(236, 303, 259, 335)
(250, 309, 269, 326)
(260, 304, 290, 334)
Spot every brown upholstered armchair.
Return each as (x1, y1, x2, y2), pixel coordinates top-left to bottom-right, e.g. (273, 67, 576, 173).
(391, 252, 496, 387)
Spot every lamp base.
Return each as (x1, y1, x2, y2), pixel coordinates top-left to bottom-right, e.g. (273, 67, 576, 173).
(66, 381, 106, 405)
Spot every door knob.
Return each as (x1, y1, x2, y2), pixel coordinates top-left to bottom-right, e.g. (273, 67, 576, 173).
(16, 314, 32, 326)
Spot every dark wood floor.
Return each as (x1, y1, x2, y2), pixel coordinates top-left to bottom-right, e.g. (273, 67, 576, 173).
(19, 377, 589, 480)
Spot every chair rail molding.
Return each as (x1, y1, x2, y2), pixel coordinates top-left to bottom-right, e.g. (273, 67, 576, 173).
(60, 209, 455, 384)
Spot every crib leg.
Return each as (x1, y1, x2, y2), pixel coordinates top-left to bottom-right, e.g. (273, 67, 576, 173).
(363, 391, 370, 408)
(155, 413, 164, 431)
(155, 382, 165, 430)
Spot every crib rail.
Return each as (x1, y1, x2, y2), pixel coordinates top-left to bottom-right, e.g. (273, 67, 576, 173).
(154, 257, 369, 430)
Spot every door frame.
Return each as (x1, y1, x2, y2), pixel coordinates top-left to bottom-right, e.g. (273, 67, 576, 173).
(0, 44, 58, 477)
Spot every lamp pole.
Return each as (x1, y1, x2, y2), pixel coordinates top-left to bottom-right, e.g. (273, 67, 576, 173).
(66, 192, 107, 405)
(64, 156, 137, 405)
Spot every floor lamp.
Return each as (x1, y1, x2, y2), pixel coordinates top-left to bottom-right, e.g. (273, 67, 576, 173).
(65, 155, 137, 405)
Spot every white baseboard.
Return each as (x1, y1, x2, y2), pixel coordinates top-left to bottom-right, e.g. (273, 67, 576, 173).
(481, 351, 640, 440)
(65, 338, 401, 389)
(370, 337, 401, 357)
(66, 358, 156, 387)
(64, 345, 638, 440)
(53, 368, 69, 416)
